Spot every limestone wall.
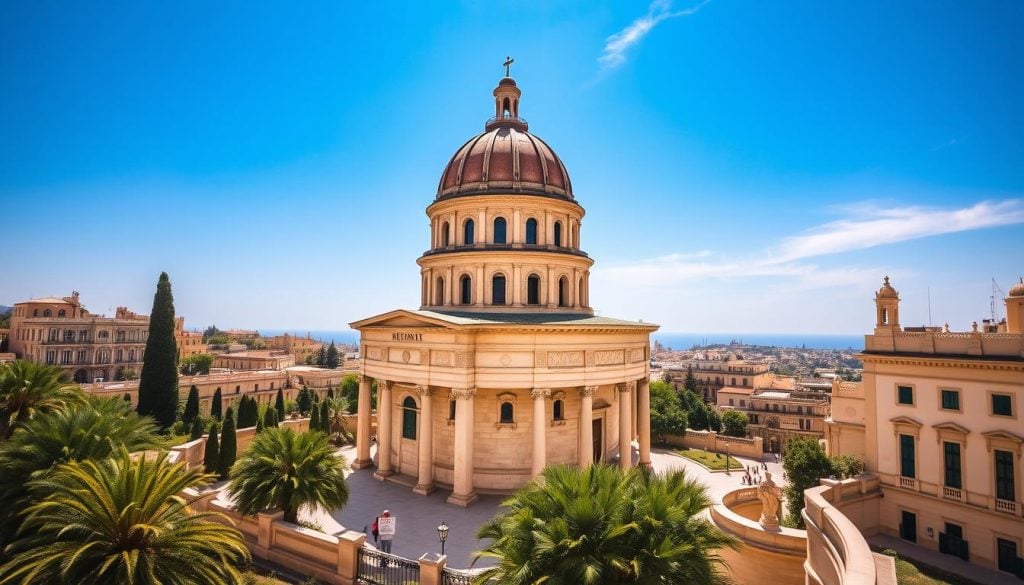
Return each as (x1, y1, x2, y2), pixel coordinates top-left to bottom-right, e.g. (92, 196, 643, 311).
(662, 429, 764, 458)
(710, 487, 808, 585)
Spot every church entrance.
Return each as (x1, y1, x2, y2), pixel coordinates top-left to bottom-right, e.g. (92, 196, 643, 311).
(593, 418, 603, 463)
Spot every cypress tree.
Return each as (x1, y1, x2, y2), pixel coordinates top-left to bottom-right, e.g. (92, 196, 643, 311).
(263, 405, 278, 428)
(239, 396, 258, 428)
(256, 411, 265, 433)
(189, 416, 205, 440)
(183, 385, 200, 424)
(327, 386, 334, 400)
(275, 388, 285, 421)
(315, 346, 327, 367)
(136, 272, 180, 429)
(217, 407, 237, 479)
(320, 400, 331, 434)
(310, 403, 321, 432)
(297, 386, 312, 415)
(325, 341, 340, 369)
(203, 421, 220, 474)
(211, 387, 222, 420)
(123, 392, 131, 403)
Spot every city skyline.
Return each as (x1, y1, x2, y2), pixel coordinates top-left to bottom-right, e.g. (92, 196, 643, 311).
(2, 1, 1022, 333)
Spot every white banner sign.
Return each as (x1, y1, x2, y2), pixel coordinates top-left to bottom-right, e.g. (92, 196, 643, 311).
(378, 516, 396, 536)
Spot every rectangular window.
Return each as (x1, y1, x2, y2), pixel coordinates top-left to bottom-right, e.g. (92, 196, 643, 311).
(997, 538, 1020, 576)
(729, 398, 734, 406)
(992, 394, 1013, 416)
(899, 434, 916, 478)
(740, 400, 746, 408)
(943, 442, 961, 489)
(995, 449, 1015, 501)
(897, 385, 914, 405)
(940, 389, 960, 411)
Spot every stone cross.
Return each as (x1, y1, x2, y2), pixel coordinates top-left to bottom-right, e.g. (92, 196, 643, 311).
(504, 56, 514, 77)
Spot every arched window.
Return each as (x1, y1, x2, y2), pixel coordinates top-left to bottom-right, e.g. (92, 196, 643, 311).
(493, 217, 507, 244)
(441, 221, 450, 247)
(558, 276, 568, 307)
(435, 276, 445, 305)
(525, 218, 538, 245)
(492, 274, 506, 305)
(577, 277, 584, 306)
(553, 221, 563, 246)
(500, 401, 514, 423)
(460, 274, 472, 305)
(502, 97, 511, 117)
(402, 396, 418, 440)
(57, 309, 66, 317)
(553, 399, 564, 421)
(43, 309, 52, 317)
(464, 219, 475, 245)
(527, 275, 541, 305)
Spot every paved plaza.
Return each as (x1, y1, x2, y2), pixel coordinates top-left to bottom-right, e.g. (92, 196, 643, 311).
(301, 443, 788, 569)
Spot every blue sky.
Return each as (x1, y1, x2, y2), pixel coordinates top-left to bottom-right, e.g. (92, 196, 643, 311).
(2, 1, 1022, 334)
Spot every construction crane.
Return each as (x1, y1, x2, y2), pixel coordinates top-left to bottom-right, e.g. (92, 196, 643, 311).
(991, 278, 1005, 322)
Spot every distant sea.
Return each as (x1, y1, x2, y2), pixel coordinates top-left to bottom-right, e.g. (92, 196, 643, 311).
(258, 328, 862, 351)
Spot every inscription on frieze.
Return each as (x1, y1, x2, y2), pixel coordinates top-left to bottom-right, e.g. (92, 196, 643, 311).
(594, 350, 625, 366)
(548, 351, 585, 367)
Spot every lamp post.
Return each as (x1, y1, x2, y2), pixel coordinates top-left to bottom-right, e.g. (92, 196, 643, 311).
(437, 521, 449, 556)
(725, 442, 731, 475)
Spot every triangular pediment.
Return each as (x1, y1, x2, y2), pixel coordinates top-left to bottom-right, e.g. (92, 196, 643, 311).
(932, 421, 970, 435)
(981, 429, 1024, 444)
(349, 309, 460, 330)
(889, 415, 922, 427)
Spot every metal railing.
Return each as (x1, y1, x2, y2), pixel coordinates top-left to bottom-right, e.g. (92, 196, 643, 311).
(356, 547, 420, 585)
(441, 568, 476, 585)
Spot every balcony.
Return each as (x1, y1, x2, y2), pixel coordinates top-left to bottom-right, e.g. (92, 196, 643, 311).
(942, 486, 962, 501)
(421, 242, 590, 259)
(899, 476, 917, 490)
(994, 498, 1017, 515)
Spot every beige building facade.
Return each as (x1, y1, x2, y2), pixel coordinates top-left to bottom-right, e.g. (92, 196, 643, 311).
(351, 73, 657, 505)
(826, 276, 1024, 578)
(666, 353, 774, 404)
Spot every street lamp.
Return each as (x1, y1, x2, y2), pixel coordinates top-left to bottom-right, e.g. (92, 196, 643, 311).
(437, 521, 449, 556)
(725, 442, 731, 475)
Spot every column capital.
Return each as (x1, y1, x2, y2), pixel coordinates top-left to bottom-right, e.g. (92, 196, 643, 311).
(376, 379, 391, 391)
(450, 387, 477, 401)
(531, 388, 551, 399)
(618, 381, 636, 393)
(416, 385, 434, 397)
(580, 386, 599, 398)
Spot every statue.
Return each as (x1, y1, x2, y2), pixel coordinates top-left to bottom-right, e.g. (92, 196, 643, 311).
(757, 472, 783, 529)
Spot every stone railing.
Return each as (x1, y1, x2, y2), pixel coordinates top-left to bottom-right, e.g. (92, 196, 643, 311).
(803, 477, 895, 585)
(662, 429, 764, 458)
(866, 330, 1024, 358)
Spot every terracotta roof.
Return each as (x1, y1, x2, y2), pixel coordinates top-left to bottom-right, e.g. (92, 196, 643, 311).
(717, 386, 757, 396)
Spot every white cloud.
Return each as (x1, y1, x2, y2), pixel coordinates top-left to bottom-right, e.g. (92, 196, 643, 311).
(597, 199, 1024, 288)
(599, 0, 711, 70)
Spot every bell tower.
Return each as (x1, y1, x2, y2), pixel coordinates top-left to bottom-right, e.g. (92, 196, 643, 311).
(874, 276, 901, 332)
(1006, 277, 1024, 334)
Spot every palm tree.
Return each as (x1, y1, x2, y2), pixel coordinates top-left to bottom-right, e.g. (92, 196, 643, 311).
(228, 427, 348, 523)
(473, 465, 737, 585)
(0, 449, 249, 585)
(0, 396, 163, 546)
(0, 360, 83, 439)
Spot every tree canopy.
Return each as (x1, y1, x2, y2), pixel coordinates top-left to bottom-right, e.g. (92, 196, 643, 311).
(136, 272, 180, 429)
(649, 380, 687, 442)
(720, 409, 748, 438)
(782, 437, 835, 527)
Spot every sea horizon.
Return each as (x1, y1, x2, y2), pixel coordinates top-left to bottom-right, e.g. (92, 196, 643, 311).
(256, 328, 865, 351)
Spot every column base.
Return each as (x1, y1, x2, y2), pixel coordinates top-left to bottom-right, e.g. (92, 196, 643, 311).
(412, 483, 436, 496)
(373, 470, 394, 481)
(639, 460, 652, 471)
(446, 491, 479, 507)
(351, 458, 374, 470)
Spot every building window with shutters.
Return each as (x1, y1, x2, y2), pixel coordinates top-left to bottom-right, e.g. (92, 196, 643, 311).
(943, 442, 961, 489)
(995, 449, 1015, 501)
(899, 434, 916, 478)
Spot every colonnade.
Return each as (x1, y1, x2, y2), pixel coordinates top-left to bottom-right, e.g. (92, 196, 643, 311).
(353, 377, 652, 506)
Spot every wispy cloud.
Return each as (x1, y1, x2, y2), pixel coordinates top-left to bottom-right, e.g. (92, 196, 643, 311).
(598, 0, 711, 71)
(597, 199, 1024, 287)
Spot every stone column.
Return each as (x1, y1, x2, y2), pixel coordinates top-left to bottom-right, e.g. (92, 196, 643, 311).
(414, 386, 435, 495)
(618, 381, 634, 469)
(352, 375, 374, 469)
(638, 379, 652, 469)
(447, 388, 478, 506)
(374, 380, 393, 479)
(531, 388, 550, 476)
(632, 387, 639, 441)
(579, 386, 597, 467)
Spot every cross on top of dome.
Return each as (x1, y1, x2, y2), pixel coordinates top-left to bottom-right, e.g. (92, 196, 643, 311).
(503, 56, 514, 77)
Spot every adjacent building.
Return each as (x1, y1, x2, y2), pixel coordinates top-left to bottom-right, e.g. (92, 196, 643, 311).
(825, 276, 1024, 578)
(350, 72, 657, 505)
(718, 379, 831, 453)
(213, 349, 296, 371)
(665, 352, 773, 404)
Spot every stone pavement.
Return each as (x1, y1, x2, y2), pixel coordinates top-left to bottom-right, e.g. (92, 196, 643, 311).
(300, 444, 789, 569)
(870, 534, 1022, 585)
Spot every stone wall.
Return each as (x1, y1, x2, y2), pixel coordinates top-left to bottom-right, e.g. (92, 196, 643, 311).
(803, 476, 895, 585)
(710, 487, 808, 585)
(661, 429, 764, 458)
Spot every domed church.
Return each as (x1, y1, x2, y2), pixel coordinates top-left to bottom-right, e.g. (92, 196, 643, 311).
(350, 66, 658, 506)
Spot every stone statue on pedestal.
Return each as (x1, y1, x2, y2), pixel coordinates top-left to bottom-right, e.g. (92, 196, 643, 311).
(757, 472, 783, 529)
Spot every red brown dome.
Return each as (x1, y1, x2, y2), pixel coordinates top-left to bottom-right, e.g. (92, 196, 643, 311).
(436, 76, 573, 201)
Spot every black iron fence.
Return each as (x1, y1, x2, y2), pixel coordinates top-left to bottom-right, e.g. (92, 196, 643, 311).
(356, 547, 420, 585)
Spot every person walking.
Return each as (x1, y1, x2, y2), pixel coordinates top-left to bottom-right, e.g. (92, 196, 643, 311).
(371, 515, 380, 545)
(377, 510, 396, 554)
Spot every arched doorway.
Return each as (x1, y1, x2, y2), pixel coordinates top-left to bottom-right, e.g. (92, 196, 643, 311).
(73, 369, 88, 383)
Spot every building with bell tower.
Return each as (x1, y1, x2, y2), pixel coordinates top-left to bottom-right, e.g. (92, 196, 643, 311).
(350, 67, 658, 506)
